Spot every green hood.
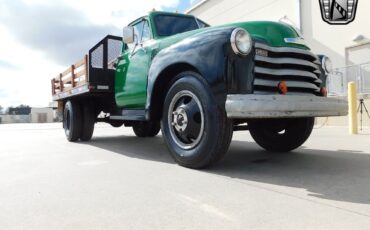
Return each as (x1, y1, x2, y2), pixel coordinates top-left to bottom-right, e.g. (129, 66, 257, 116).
(156, 20, 308, 50)
(225, 21, 307, 49)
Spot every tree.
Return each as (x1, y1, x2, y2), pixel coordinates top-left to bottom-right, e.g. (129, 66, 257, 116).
(6, 105, 31, 115)
(0, 105, 3, 114)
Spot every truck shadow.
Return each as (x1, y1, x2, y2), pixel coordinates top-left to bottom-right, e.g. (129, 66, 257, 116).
(87, 134, 370, 205)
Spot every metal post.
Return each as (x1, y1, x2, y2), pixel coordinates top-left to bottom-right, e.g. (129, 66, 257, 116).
(348, 82, 358, 134)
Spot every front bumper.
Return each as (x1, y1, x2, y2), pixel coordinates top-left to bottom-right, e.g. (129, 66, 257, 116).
(225, 94, 348, 118)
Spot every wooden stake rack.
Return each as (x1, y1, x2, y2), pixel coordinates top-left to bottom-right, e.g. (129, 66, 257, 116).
(51, 54, 88, 96)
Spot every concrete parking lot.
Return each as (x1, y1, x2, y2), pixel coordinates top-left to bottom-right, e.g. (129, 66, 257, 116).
(0, 123, 370, 229)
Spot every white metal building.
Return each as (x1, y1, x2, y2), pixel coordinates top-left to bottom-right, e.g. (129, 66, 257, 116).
(188, 0, 370, 96)
(30, 108, 54, 123)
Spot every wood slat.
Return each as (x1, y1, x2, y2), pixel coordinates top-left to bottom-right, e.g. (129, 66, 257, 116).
(75, 70, 86, 79)
(75, 81, 87, 87)
(63, 79, 72, 84)
(84, 55, 88, 81)
(59, 73, 63, 92)
(75, 56, 86, 68)
(71, 65, 76, 87)
(62, 66, 72, 77)
(51, 79, 55, 95)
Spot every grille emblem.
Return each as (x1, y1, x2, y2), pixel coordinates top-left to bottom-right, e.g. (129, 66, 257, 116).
(319, 0, 358, 25)
(256, 49, 268, 57)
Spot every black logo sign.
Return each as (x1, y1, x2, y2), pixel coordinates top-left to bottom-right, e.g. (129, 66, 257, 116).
(319, 0, 359, 25)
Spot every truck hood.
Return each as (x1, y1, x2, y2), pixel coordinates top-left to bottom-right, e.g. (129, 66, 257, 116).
(157, 21, 308, 50)
(224, 21, 307, 49)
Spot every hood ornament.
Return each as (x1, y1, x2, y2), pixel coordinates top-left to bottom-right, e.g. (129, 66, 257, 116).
(284, 37, 306, 46)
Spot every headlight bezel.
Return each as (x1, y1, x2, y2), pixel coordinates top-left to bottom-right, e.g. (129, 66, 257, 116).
(230, 28, 252, 56)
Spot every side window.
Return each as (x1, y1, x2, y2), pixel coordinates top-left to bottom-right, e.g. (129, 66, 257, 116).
(128, 19, 151, 50)
(132, 21, 144, 45)
(141, 20, 151, 42)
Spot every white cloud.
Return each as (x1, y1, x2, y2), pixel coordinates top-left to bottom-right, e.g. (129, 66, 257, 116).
(0, 0, 181, 108)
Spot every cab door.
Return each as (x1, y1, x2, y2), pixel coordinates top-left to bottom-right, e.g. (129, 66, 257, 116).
(115, 19, 154, 109)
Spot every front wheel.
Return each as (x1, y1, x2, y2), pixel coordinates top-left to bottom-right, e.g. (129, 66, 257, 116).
(161, 72, 233, 169)
(248, 118, 315, 152)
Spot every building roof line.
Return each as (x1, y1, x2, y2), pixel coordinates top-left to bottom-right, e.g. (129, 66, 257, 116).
(185, 0, 209, 14)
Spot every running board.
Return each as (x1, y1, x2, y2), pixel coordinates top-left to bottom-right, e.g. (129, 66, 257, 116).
(110, 109, 146, 121)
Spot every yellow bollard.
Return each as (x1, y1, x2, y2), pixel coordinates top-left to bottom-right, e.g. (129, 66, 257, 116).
(348, 82, 358, 134)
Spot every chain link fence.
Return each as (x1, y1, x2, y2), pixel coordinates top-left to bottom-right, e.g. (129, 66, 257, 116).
(327, 62, 370, 96)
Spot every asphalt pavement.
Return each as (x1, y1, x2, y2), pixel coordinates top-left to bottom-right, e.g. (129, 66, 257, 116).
(0, 123, 370, 229)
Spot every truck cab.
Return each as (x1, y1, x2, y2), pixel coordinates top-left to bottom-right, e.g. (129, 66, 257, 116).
(51, 11, 347, 169)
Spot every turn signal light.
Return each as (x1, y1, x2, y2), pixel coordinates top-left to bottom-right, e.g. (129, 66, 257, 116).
(278, 81, 288, 95)
(320, 87, 328, 97)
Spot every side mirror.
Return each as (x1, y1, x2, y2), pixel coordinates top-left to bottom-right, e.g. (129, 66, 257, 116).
(122, 26, 134, 44)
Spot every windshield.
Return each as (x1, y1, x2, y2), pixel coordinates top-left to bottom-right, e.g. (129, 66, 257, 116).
(154, 15, 205, 36)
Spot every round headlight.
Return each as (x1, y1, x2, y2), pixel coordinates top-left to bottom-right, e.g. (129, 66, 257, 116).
(322, 56, 333, 73)
(230, 28, 252, 55)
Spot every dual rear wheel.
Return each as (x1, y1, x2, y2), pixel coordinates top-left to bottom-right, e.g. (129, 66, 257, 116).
(63, 100, 95, 142)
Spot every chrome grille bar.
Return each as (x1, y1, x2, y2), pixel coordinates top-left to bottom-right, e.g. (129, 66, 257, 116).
(255, 55, 320, 70)
(255, 67, 323, 84)
(254, 79, 321, 92)
(253, 42, 323, 95)
(255, 43, 320, 62)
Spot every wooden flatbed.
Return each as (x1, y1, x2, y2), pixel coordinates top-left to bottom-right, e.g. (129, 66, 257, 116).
(51, 35, 123, 101)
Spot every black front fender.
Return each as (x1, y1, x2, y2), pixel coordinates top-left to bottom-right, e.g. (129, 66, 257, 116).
(146, 27, 236, 115)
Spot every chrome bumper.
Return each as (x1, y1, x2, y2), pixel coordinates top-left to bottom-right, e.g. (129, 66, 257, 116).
(225, 95, 348, 118)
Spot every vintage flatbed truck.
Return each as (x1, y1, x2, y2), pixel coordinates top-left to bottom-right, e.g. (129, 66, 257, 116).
(51, 11, 347, 168)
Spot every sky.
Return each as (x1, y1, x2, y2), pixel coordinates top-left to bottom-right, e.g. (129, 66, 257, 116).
(0, 0, 200, 109)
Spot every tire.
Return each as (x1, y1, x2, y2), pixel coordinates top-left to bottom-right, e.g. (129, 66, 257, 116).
(80, 102, 96, 141)
(132, 121, 160, 137)
(161, 72, 233, 169)
(110, 121, 124, 128)
(63, 100, 82, 142)
(249, 118, 315, 152)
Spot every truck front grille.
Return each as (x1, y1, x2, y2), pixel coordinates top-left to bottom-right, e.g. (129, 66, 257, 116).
(253, 43, 322, 95)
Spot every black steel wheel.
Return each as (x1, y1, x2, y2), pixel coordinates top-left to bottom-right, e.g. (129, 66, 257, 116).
(63, 100, 82, 142)
(132, 121, 160, 137)
(248, 118, 315, 152)
(161, 72, 233, 169)
(167, 89, 204, 149)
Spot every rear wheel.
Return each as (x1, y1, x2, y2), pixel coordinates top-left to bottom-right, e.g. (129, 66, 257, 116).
(248, 118, 315, 152)
(132, 121, 160, 137)
(161, 72, 233, 169)
(80, 102, 96, 141)
(63, 100, 82, 142)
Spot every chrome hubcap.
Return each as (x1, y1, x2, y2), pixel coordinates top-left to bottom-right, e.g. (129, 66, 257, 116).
(172, 107, 188, 132)
(168, 90, 204, 150)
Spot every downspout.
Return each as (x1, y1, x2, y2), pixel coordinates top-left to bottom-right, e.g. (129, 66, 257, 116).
(297, 0, 303, 33)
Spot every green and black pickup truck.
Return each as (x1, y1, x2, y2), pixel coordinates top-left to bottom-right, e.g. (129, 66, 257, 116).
(51, 11, 347, 168)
